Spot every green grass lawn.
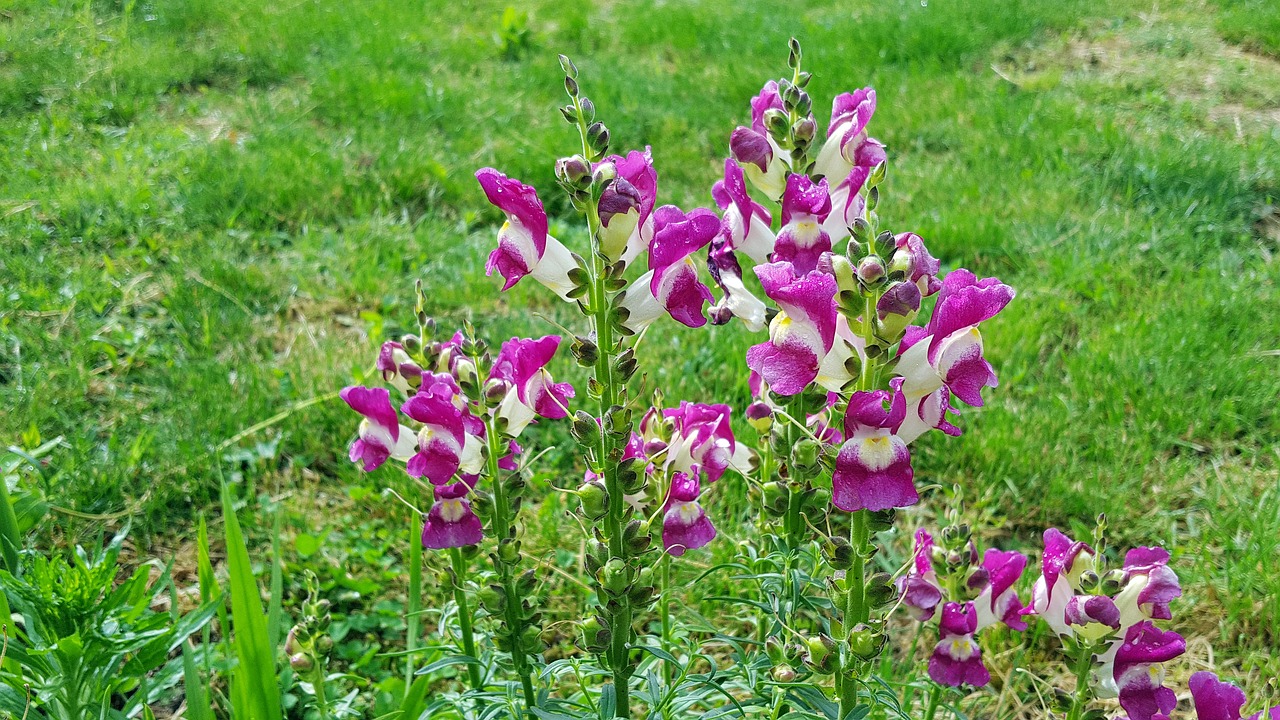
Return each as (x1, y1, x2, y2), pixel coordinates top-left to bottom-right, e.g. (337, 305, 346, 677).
(3, 0, 1280, 714)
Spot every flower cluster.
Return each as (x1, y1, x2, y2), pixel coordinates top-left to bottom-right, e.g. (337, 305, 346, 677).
(899, 526, 1028, 688)
(343, 325, 572, 549)
(1024, 519, 1184, 720)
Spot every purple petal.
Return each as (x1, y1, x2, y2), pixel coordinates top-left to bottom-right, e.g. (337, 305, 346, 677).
(341, 386, 400, 441)
(476, 168, 547, 256)
(422, 495, 483, 549)
(1190, 672, 1247, 720)
(730, 128, 773, 173)
(746, 338, 819, 397)
(831, 430, 915, 512)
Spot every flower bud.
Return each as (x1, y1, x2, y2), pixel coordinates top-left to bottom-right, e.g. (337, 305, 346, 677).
(791, 438, 820, 469)
(598, 558, 629, 596)
(315, 635, 333, 654)
(888, 247, 914, 279)
(591, 160, 615, 185)
(745, 401, 773, 433)
(580, 616, 610, 652)
(765, 636, 787, 664)
(821, 253, 859, 296)
(875, 281, 921, 338)
(454, 356, 478, 387)
(802, 634, 837, 674)
(401, 334, 422, 355)
(772, 664, 796, 683)
(865, 572, 897, 607)
(483, 378, 508, 408)
(587, 123, 611, 156)
(577, 480, 609, 520)
(555, 154, 592, 188)
(642, 439, 667, 457)
(857, 255, 886, 286)
(289, 653, 313, 672)
(762, 481, 787, 514)
(847, 624, 884, 661)
(763, 108, 789, 138)
(793, 116, 816, 144)
(823, 535, 855, 571)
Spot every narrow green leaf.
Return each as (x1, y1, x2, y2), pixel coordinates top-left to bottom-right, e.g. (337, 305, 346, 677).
(266, 508, 285, 652)
(221, 481, 283, 720)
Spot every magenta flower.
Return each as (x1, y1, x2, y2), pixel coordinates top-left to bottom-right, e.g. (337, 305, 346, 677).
(1114, 622, 1185, 720)
(400, 373, 474, 484)
(773, 174, 833, 275)
(821, 166, 871, 243)
(490, 336, 576, 437)
(928, 602, 990, 688)
(662, 401, 750, 483)
(421, 480, 484, 549)
(597, 148, 658, 264)
(661, 470, 716, 556)
(618, 206, 719, 332)
(973, 549, 1029, 631)
(713, 158, 776, 262)
(895, 268, 1015, 443)
(892, 232, 943, 298)
(898, 529, 943, 621)
(475, 168, 577, 300)
(707, 236, 767, 331)
(1062, 595, 1122, 640)
(813, 89, 885, 185)
(1026, 527, 1096, 637)
(745, 262, 838, 396)
(1116, 547, 1182, 626)
(339, 386, 418, 471)
(729, 81, 796, 199)
(831, 383, 914, 512)
(377, 340, 424, 394)
(1190, 672, 1280, 720)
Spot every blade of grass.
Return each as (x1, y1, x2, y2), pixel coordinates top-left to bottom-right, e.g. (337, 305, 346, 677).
(221, 480, 283, 720)
(267, 508, 285, 652)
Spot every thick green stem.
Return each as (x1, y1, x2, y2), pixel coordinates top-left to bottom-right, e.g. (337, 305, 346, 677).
(483, 417, 537, 708)
(922, 684, 943, 720)
(448, 547, 484, 692)
(310, 661, 332, 720)
(1066, 644, 1094, 720)
(405, 512, 422, 689)
(837, 509, 870, 718)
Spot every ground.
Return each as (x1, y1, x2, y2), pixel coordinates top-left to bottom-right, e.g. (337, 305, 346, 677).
(2, 0, 1279, 715)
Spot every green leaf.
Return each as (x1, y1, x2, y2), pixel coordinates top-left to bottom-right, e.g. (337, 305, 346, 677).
(221, 482, 283, 720)
(414, 654, 482, 676)
(294, 532, 321, 558)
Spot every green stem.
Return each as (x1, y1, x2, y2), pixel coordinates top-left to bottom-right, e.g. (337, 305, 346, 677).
(483, 417, 538, 708)
(311, 661, 331, 720)
(837, 509, 869, 719)
(923, 684, 942, 720)
(660, 553, 674, 720)
(1066, 644, 1094, 720)
(574, 96, 634, 718)
(448, 547, 485, 692)
(405, 511, 422, 689)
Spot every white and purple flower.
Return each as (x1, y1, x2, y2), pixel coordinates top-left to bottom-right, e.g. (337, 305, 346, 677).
(822, 166, 872, 243)
(729, 81, 797, 200)
(1190, 671, 1280, 720)
(928, 602, 990, 688)
(773, 174, 833, 275)
(831, 382, 914, 512)
(489, 335, 576, 437)
(1114, 622, 1185, 720)
(713, 158, 776, 263)
(899, 529, 944, 621)
(400, 372, 476, 485)
(597, 148, 659, 264)
(895, 268, 1015, 443)
(661, 470, 716, 556)
(973, 548, 1029, 631)
(813, 89, 886, 186)
(339, 385, 418, 471)
(1026, 527, 1097, 637)
(619, 206, 720, 332)
(662, 401, 751, 484)
(745, 262, 838, 396)
(476, 168, 578, 300)
(421, 479, 484, 549)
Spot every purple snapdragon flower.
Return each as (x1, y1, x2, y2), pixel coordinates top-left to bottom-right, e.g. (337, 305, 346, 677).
(476, 168, 578, 300)
(661, 470, 716, 556)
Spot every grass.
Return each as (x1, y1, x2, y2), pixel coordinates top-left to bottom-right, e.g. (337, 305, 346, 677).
(3, 0, 1280, 714)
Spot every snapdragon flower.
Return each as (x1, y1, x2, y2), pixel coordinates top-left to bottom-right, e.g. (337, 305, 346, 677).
(901, 529, 1028, 687)
(489, 335, 576, 436)
(813, 89, 885, 187)
(1113, 622, 1185, 720)
(821, 166, 871, 243)
(1189, 672, 1280, 720)
(422, 479, 484, 549)
(339, 386, 418, 471)
(773, 174, 833, 275)
(662, 401, 751, 483)
(377, 340, 424, 394)
(619, 206, 720, 332)
(476, 168, 578, 300)
(895, 268, 1015, 443)
(745, 262, 838, 396)
(832, 384, 914, 512)
(713, 159, 775, 264)
(401, 372, 478, 484)
(596, 148, 658, 264)
(661, 470, 716, 556)
(729, 81, 797, 200)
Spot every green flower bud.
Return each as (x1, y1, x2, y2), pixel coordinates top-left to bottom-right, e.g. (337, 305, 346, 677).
(576, 480, 609, 520)
(289, 653, 313, 672)
(598, 558, 629, 597)
(772, 665, 797, 683)
(847, 624, 884, 661)
(765, 636, 787, 665)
